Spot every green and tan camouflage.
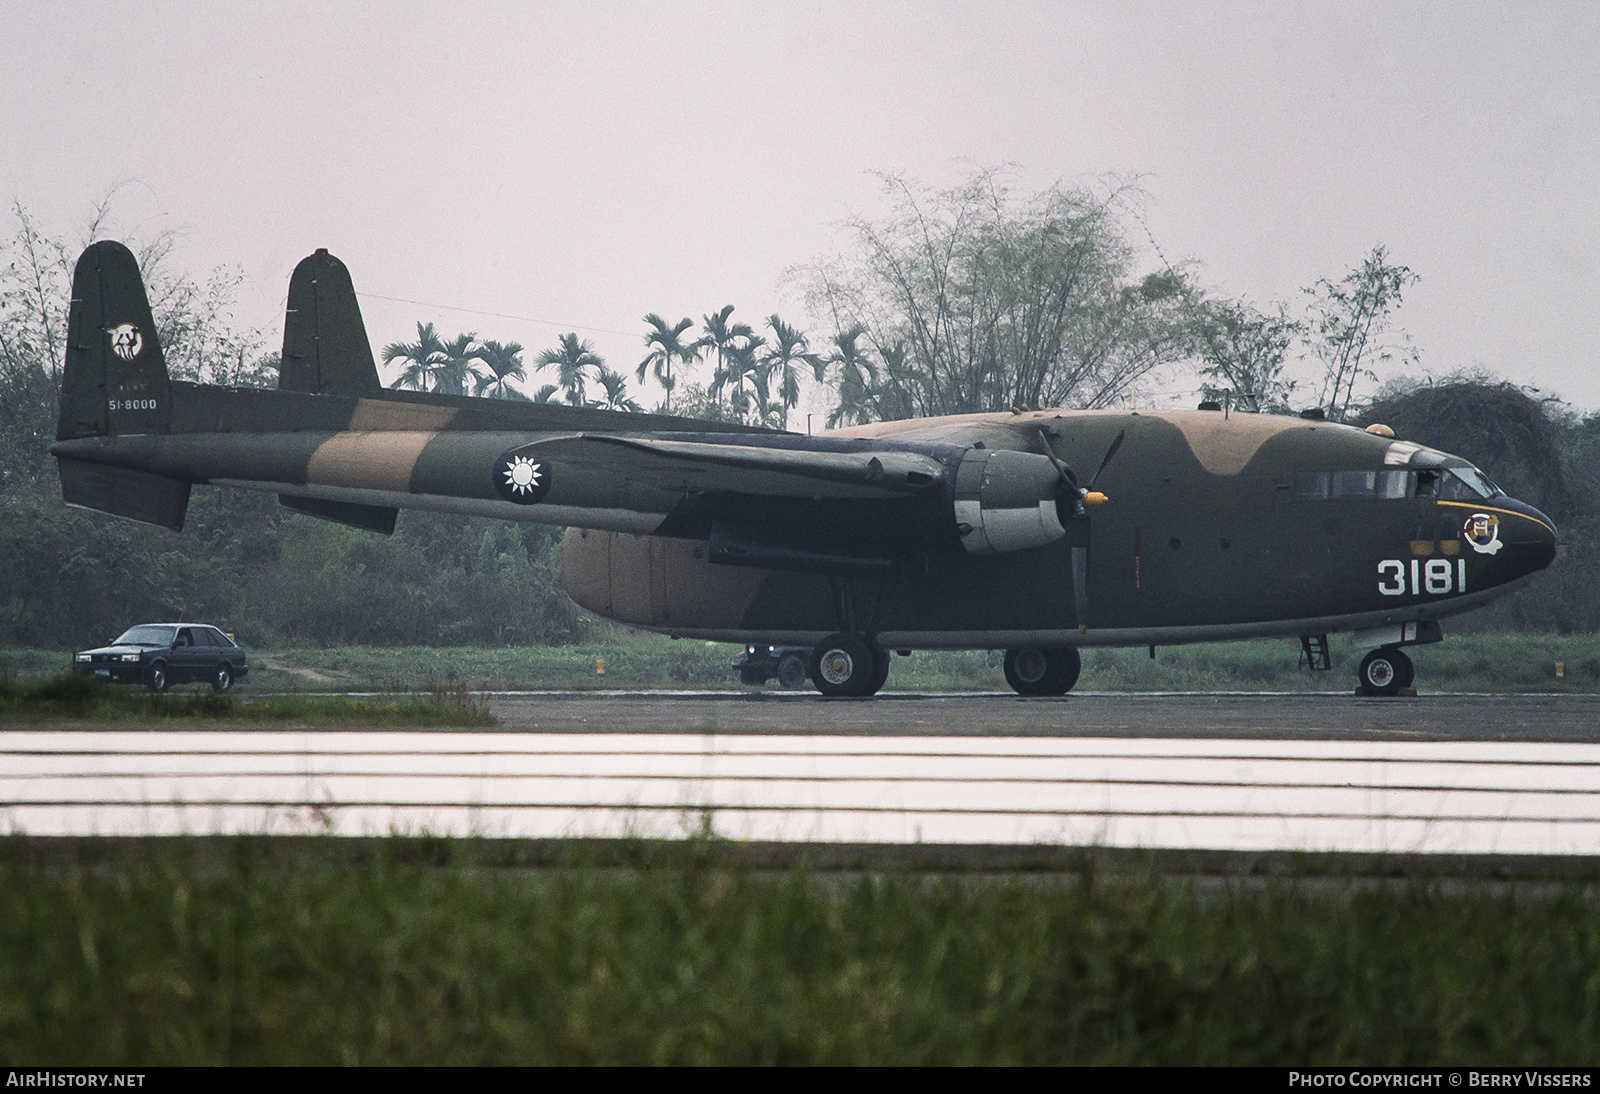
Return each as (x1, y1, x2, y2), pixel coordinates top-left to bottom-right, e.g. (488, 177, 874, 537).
(51, 241, 1559, 696)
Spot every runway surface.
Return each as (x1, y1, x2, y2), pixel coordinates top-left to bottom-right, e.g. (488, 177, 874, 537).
(6, 696, 1600, 853)
(481, 691, 1600, 742)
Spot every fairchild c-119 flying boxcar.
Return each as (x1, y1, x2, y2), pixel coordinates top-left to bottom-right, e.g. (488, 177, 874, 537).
(51, 242, 1558, 696)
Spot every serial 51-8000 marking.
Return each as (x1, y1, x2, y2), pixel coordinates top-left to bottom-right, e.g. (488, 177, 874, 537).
(1378, 558, 1466, 597)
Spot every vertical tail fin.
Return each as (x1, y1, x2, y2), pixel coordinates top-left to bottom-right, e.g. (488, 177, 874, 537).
(56, 240, 172, 441)
(54, 240, 190, 530)
(278, 249, 382, 397)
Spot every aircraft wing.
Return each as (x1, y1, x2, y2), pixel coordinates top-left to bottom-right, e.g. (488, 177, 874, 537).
(514, 434, 949, 498)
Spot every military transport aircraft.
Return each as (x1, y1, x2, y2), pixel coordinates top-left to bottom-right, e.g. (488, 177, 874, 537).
(51, 241, 1558, 697)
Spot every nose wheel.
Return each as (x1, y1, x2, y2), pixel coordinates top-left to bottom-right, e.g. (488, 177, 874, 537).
(1357, 647, 1414, 697)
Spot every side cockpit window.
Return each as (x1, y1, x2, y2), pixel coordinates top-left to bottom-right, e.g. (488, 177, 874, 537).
(1295, 471, 1330, 500)
(1297, 469, 1415, 500)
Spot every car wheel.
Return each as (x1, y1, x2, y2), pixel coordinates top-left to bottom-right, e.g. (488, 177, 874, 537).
(146, 661, 169, 693)
(213, 664, 233, 693)
(776, 651, 809, 689)
(1358, 648, 1405, 697)
(810, 633, 878, 697)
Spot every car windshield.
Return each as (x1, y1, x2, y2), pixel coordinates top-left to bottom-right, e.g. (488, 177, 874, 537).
(111, 625, 177, 647)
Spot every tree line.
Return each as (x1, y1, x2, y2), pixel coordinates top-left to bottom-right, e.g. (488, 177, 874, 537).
(2, 184, 1597, 650)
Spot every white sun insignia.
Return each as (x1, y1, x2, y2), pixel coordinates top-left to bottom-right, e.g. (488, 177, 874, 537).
(503, 456, 545, 497)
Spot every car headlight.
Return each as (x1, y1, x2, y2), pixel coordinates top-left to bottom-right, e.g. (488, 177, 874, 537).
(122, 653, 141, 662)
(76, 653, 91, 662)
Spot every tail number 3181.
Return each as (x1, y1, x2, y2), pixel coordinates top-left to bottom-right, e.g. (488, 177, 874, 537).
(1378, 558, 1466, 597)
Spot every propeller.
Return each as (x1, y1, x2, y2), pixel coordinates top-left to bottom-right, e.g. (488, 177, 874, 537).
(1037, 428, 1125, 632)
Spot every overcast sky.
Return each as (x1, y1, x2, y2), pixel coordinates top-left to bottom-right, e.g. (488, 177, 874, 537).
(3, 1, 1596, 414)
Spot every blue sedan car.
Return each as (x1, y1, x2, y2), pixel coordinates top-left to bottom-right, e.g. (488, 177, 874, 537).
(74, 624, 249, 692)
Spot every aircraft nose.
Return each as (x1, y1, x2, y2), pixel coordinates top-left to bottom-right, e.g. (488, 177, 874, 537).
(1495, 497, 1558, 571)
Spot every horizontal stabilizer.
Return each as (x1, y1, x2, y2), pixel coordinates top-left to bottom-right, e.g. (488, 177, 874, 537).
(57, 458, 190, 531)
(279, 494, 398, 534)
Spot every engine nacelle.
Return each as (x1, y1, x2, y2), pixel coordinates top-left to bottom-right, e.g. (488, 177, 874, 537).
(952, 448, 1068, 554)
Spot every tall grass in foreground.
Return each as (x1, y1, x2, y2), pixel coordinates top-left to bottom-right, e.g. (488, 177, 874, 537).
(2, 840, 1599, 1064)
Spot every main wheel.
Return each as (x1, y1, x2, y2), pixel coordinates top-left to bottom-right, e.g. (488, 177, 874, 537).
(776, 651, 809, 689)
(1005, 647, 1057, 696)
(146, 661, 169, 693)
(1003, 647, 1082, 696)
(1358, 648, 1405, 697)
(867, 645, 891, 695)
(213, 663, 233, 693)
(811, 633, 878, 697)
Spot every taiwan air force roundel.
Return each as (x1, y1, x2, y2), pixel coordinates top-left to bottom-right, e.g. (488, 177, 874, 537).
(494, 450, 552, 504)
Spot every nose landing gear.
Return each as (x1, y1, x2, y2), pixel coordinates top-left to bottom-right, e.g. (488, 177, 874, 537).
(1357, 646, 1415, 697)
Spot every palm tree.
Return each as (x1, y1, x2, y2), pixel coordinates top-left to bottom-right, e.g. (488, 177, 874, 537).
(537, 333, 604, 407)
(471, 339, 530, 399)
(434, 331, 483, 396)
(383, 321, 449, 391)
(760, 315, 823, 429)
(721, 336, 767, 421)
(637, 314, 699, 413)
(592, 366, 643, 412)
(701, 305, 755, 411)
(532, 383, 562, 403)
(826, 324, 877, 428)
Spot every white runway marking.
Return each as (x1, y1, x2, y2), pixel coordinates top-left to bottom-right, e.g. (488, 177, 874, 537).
(4, 731, 1600, 854)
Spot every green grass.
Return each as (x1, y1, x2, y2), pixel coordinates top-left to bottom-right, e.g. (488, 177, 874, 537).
(5, 632, 1598, 695)
(0, 674, 493, 726)
(2, 838, 1599, 1064)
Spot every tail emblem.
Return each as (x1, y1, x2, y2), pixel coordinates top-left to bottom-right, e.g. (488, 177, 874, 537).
(109, 323, 143, 361)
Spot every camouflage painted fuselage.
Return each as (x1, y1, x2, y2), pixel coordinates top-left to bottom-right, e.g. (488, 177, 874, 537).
(561, 408, 1558, 648)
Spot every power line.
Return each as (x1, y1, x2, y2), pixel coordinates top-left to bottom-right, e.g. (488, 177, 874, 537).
(356, 291, 639, 340)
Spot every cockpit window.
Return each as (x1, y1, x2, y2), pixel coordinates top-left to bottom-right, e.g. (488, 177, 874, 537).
(1438, 468, 1499, 501)
(1295, 471, 1330, 500)
(1332, 471, 1376, 498)
(1296, 470, 1415, 500)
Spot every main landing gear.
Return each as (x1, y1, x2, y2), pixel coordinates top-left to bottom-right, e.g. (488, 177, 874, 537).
(810, 632, 891, 697)
(1357, 646, 1415, 697)
(1003, 647, 1082, 696)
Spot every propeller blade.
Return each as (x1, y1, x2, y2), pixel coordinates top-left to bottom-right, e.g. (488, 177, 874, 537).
(1069, 526, 1090, 632)
(1086, 430, 1126, 490)
(1034, 427, 1078, 489)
